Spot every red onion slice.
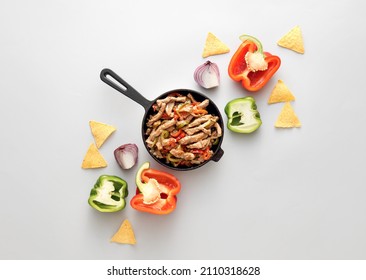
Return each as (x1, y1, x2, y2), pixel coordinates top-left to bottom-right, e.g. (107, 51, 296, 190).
(194, 61, 220, 89)
(114, 144, 138, 169)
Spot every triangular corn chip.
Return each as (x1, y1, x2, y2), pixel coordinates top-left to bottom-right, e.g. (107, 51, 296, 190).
(275, 102, 301, 128)
(81, 143, 107, 168)
(89, 120, 116, 148)
(277, 25, 304, 54)
(268, 80, 296, 104)
(111, 219, 136, 245)
(202, 32, 230, 58)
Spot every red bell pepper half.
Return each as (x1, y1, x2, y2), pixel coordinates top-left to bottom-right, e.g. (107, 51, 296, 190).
(130, 162, 181, 215)
(228, 35, 281, 92)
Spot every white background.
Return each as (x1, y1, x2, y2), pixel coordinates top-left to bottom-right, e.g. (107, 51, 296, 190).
(1, 0, 365, 260)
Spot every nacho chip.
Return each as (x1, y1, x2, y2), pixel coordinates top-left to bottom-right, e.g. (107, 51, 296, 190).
(81, 143, 108, 168)
(111, 219, 136, 245)
(277, 25, 304, 54)
(202, 32, 230, 58)
(89, 120, 116, 148)
(275, 102, 301, 128)
(268, 80, 296, 104)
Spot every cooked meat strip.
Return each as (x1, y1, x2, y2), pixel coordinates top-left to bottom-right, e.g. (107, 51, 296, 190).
(209, 123, 222, 141)
(165, 101, 175, 117)
(184, 120, 213, 135)
(146, 139, 155, 148)
(155, 140, 163, 150)
(147, 103, 166, 127)
(178, 132, 208, 145)
(152, 120, 161, 128)
(185, 115, 194, 122)
(175, 115, 193, 128)
(161, 138, 176, 147)
(145, 127, 152, 135)
(156, 96, 186, 107)
(146, 119, 177, 143)
(160, 119, 177, 130)
(188, 114, 215, 128)
(179, 104, 193, 113)
(214, 122, 222, 137)
(151, 149, 163, 159)
(169, 148, 195, 161)
(197, 99, 209, 109)
(186, 139, 211, 150)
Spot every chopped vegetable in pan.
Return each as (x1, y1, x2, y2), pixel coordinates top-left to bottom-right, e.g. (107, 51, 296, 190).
(145, 92, 222, 167)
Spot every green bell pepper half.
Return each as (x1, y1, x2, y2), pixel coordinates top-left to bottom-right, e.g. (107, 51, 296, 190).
(88, 175, 128, 213)
(224, 97, 262, 133)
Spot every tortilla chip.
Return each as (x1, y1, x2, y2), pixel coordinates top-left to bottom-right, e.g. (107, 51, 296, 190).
(81, 143, 107, 169)
(268, 80, 296, 104)
(202, 32, 230, 58)
(277, 25, 304, 54)
(275, 102, 301, 128)
(111, 219, 136, 245)
(89, 120, 116, 148)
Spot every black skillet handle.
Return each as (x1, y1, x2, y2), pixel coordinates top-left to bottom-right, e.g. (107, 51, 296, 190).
(211, 148, 224, 162)
(100, 68, 151, 110)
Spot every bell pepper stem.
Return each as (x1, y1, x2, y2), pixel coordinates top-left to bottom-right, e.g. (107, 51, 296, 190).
(239, 34, 263, 53)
